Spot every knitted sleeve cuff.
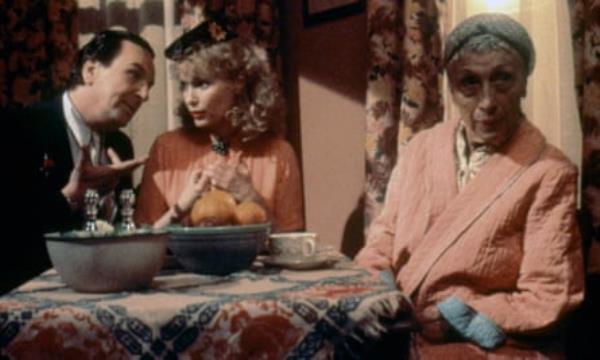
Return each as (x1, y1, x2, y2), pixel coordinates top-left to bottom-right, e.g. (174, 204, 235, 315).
(437, 295, 505, 349)
(378, 270, 397, 289)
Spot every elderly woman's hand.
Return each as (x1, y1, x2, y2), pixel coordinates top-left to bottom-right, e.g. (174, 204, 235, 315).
(416, 306, 455, 343)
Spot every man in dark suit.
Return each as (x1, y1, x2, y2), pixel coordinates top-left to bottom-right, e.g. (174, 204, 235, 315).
(2, 30, 155, 293)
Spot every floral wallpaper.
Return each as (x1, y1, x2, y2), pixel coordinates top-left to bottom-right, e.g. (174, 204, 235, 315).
(365, 0, 443, 228)
(571, 0, 600, 251)
(0, 0, 78, 108)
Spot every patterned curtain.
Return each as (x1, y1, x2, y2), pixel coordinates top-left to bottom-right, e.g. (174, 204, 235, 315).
(0, 0, 78, 108)
(364, 0, 443, 228)
(570, 0, 600, 262)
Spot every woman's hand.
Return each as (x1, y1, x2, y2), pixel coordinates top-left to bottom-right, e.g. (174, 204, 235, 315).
(176, 168, 210, 214)
(417, 306, 455, 343)
(204, 154, 258, 203)
(154, 168, 211, 229)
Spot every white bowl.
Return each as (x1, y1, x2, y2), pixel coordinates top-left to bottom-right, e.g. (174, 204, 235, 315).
(45, 228, 168, 293)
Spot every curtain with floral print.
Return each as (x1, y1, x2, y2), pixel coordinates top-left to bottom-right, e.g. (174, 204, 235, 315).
(0, 0, 78, 108)
(570, 0, 600, 268)
(364, 0, 444, 228)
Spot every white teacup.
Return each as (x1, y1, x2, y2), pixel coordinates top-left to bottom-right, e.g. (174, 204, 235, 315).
(268, 232, 317, 261)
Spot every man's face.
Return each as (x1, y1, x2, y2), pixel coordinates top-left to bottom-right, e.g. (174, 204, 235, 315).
(86, 40, 155, 130)
(448, 49, 527, 147)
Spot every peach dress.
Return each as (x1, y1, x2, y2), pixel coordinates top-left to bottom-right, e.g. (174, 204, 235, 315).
(135, 129, 304, 232)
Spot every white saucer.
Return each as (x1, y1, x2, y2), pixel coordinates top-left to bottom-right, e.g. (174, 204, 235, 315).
(260, 255, 337, 270)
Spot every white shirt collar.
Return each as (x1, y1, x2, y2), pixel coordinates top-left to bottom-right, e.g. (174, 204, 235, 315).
(63, 92, 98, 147)
(62, 92, 101, 164)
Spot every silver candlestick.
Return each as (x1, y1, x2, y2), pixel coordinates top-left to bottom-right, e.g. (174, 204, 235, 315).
(84, 189, 99, 232)
(119, 189, 136, 231)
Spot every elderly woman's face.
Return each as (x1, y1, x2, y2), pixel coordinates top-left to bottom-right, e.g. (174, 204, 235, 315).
(448, 49, 527, 147)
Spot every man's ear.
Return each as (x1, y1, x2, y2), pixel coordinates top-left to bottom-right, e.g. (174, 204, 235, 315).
(82, 60, 98, 85)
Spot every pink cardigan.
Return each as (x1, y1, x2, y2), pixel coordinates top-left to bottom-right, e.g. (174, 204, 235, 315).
(355, 118, 584, 355)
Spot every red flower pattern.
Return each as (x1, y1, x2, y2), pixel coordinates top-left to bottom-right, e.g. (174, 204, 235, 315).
(6, 307, 128, 360)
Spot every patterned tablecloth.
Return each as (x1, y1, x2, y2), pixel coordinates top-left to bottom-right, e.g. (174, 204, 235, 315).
(0, 257, 412, 359)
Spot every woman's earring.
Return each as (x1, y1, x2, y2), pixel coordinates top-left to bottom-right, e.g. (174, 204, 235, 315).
(225, 106, 243, 126)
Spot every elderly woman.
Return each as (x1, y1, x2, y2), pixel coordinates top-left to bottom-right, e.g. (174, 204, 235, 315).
(135, 14, 303, 232)
(355, 13, 584, 358)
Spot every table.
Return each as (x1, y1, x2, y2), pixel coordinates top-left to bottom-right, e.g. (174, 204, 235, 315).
(0, 258, 412, 359)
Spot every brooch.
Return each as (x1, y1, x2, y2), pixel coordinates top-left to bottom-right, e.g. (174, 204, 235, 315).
(211, 137, 229, 156)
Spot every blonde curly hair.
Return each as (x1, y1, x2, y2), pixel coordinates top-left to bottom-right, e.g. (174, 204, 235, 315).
(176, 38, 284, 141)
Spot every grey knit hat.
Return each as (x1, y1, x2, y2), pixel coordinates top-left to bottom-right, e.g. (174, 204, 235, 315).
(444, 13, 535, 75)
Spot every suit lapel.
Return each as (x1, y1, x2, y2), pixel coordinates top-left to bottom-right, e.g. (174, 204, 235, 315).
(40, 97, 74, 187)
(402, 119, 547, 297)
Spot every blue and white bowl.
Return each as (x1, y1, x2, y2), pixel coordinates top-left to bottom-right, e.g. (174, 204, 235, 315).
(166, 223, 270, 275)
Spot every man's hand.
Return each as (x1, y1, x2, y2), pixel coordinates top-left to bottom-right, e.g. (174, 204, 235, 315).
(106, 148, 147, 175)
(61, 146, 147, 210)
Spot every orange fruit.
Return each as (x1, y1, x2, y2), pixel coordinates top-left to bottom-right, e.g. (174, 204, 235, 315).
(190, 190, 236, 226)
(234, 202, 268, 225)
(202, 189, 236, 208)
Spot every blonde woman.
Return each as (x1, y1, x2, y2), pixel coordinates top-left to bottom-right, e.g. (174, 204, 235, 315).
(135, 14, 303, 232)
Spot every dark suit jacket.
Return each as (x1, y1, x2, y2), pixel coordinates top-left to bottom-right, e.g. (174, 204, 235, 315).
(2, 96, 135, 293)
(25, 97, 134, 230)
